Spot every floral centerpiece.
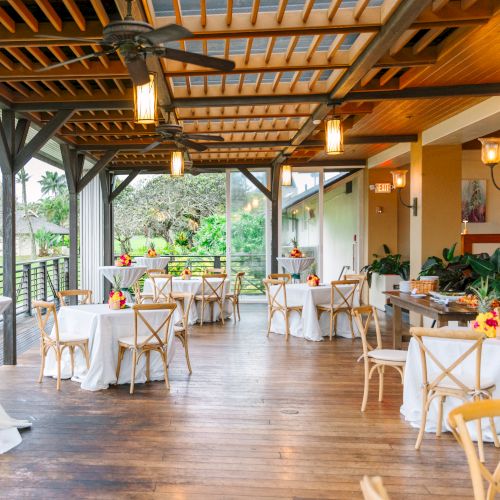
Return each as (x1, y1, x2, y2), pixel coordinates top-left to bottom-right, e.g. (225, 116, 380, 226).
(307, 274, 320, 287)
(180, 267, 192, 280)
(146, 241, 157, 258)
(289, 237, 303, 258)
(108, 276, 126, 310)
(470, 277, 498, 338)
(115, 253, 132, 267)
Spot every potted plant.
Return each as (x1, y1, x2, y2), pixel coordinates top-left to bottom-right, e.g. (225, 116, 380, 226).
(146, 241, 157, 257)
(362, 245, 410, 311)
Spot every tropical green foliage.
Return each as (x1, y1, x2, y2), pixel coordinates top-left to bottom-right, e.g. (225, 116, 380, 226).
(362, 245, 410, 285)
(37, 195, 69, 227)
(39, 171, 67, 197)
(419, 243, 500, 293)
(34, 229, 61, 257)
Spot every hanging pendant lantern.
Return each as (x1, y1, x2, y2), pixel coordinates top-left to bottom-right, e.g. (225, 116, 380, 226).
(282, 165, 292, 186)
(171, 151, 184, 177)
(134, 72, 158, 124)
(325, 117, 344, 155)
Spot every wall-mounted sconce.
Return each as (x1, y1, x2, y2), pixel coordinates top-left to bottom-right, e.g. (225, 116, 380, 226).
(376, 206, 384, 214)
(479, 137, 500, 190)
(390, 170, 418, 216)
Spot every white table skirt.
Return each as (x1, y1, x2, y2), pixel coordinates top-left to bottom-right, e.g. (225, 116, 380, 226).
(268, 284, 358, 341)
(43, 304, 176, 391)
(143, 277, 231, 324)
(99, 265, 147, 288)
(134, 256, 170, 270)
(276, 257, 315, 276)
(401, 334, 500, 442)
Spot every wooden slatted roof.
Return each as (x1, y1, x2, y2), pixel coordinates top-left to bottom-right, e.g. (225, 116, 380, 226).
(0, 0, 498, 172)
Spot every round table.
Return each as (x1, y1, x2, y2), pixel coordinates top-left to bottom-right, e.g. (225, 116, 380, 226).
(99, 265, 147, 302)
(134, 256, 170, 270)
(0, 296, 31, 454)
(276, 257, 315, 281)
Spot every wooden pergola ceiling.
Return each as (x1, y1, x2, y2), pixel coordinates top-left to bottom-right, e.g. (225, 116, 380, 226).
(0, 0, 498, 171)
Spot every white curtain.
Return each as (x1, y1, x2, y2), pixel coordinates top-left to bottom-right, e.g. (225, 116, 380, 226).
(79, 176, 104, 303)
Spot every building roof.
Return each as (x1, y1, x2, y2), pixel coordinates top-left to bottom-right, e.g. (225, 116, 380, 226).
(15, 212, 69, 236)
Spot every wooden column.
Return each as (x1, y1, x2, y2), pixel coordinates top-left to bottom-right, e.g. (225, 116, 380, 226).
(270, 164, 282, 274)
(99, 171, 114, 297)
(0, 110, 16, 364)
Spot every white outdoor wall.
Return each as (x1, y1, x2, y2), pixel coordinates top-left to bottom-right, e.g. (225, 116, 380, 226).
(79, 176, 104, 303)
(323, 177, 359, 282)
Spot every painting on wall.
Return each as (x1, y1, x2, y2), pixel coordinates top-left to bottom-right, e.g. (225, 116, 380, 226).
(461, 179, 486, 223)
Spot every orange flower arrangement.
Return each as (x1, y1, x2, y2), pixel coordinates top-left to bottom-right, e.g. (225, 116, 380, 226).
(307, 274, 320, 287)
(115, 254, 132, 267)
(181, 267, 192, 280)
(146, 241, 157, 257)
(289, 237, 303, 258)
(108, 290, 126, 310)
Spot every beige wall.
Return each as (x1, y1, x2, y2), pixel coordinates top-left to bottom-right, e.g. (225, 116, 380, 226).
(462, 149, 500, 234)
(367, 168, 399, 259)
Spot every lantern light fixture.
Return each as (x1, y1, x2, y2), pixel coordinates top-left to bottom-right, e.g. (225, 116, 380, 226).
(282, 164, 292, 186)
(134, 72, 157, 125)
(171, 151, 184, 177)
(324, 117, 344, 155)
(479, 137, 500, 190)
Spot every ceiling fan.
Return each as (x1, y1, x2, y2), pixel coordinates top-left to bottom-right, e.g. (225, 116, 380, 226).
(35, 0, 235, 86)
(141, 118, 225, 153)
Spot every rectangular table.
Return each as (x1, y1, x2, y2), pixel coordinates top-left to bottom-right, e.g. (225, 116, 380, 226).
(385, 291, 478, 349)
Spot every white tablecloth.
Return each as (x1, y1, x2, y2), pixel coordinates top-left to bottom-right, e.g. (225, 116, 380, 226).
(276, 257, 315, 276)
(268, 284, 358, 341)
(0, 296, 31, 454)
(43, 304, 176, 391)
(99, 265, 147, 288)
(401, 334, 500, 441)
(143, 277, 231, 324)
(134, 256, 170, 270)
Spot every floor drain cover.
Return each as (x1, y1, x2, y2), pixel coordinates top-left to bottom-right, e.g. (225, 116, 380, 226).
(280, 409, 299, 414)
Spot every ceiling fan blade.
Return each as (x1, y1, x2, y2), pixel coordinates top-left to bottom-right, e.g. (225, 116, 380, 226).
(141, 24, 193, 45)
(140, 141, 163, 154)
(185, 133, 225, 142)
(160, 47, 235, 72)
(177, 137, 207, 152)
(34, 34, 107, 44)
(35, 49, 115, 72)
(125, 56, 150, 86)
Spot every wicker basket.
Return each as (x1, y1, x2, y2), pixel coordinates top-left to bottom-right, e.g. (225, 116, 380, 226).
(410, 279, 438, 294)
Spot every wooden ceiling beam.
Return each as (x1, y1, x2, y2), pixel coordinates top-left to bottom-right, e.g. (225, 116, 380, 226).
(7, 0, 38, 31)
(0, 6, 15, 33)
(62, 0, 86, 31)
(90, 0, 110, 27)
(277, 0, 288, 23)
(34, 0, 63, 31)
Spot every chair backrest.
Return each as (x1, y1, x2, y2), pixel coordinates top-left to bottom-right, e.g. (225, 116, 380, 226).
(330, 279, 359, 309)
(360, 476, 391, 500)
(410, 327, 485, 394)
(263, 278, 288, 310)
(57, 289, 92, 306)
(233, 272, 245, 296)
(344, 273, 367, 304)
(448, 400, 500, 500)
(352, 305, 383, 357)
(268, 273, 292, 283)
(201, 274, 227, 300)
(177, 293, 194, 331)
(150, 274, 173, 303)
(204, 268, 226, 275)
(132, 303, 176, 348)
(33, 300, 60, 344)
(147, 268, 165, 277)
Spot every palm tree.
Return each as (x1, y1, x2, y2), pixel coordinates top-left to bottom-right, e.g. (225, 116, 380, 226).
(16, 168, 36, 258)
(39, 171, 66, 197)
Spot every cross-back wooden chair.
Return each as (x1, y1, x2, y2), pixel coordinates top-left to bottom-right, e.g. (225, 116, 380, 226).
(344, 273, 367, 306)
(225, 272, 245, 321)
(116, 303, 176, 394)
(172, 293, 194, 374)
(132, 281, 153, 304)
(448, 400, 500, 500)
(353, 306, 406, 412)
(360, 476, 391, 500)
(410, 327, 499, 462)
(316, 279, 359, 340)
(263, 278, 302, 341)
(268, 273, 292, 283)
(147, 268, 166, 277)
(57, 289, 92, 306)
(150, 273, 174, 303)
(195, 274, 227, 326)
(204, 267, 226, 275)
(33, 300, 90, 391)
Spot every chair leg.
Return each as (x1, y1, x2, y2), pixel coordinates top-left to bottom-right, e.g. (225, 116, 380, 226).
(146, 351, 151, 383)
(210, 301, 214, 323)
(436, 396, 444, 437)
(237, 300, 241, 321)
(200, 300, 205, 326)
(83, 342, 90, 370)
(476, 416, 485, 463)
(378, 365, 385, 402)
(232, 300, 237, 321)
(348, 311, 355, 340)
(489, 416, 500, 448)
(56, 350, 62, 391)
(116, 346, 124, 381)
(284, 310, 290, 341)
(361, 360, 370, 412)
(329, 312, 333, 341)
(38, 345, 46, 383)
(130, 349, 137, 394)
(415, 389, 429, 450)
(69, 346, 75, 377)
(161, 351, 170, 390)
(220, 300, 225, 325)
(183, 334, 192, 374)
(267, 309, 273, 337)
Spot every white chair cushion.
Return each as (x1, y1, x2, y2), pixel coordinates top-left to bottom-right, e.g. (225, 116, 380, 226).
(368, 349, 407, 363)
(436, 378, 496, 392)
(119, 335, 161, 346)
(174, 325, 185, 333)
(52, 332, 89, 342)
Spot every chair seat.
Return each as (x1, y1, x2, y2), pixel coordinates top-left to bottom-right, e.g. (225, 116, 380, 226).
(317, 303, 345, 311)
(368, 349, 407, 363)
(435, 379, 496, 393)
(119, 336, 162, 347)
(174, 325, 185, 333)
(195, 294, 219, 301)
(50, 332, 89, 343)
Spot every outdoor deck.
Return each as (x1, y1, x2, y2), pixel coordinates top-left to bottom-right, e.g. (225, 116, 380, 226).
(0, 315, 45, 366)
(0, 304, 490, 499)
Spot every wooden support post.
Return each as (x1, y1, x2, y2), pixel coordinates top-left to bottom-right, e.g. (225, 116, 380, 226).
(109, 169, 141, 202)
(0, 110, 16, 364)
(100, 170, 114, 298)
(270, 164, 281, 274)
(237, 168, 272, 201)
(77, 149, 119, 193)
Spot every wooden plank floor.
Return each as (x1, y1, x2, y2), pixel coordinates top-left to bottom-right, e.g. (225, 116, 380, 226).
(0, 304, 492, 499)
